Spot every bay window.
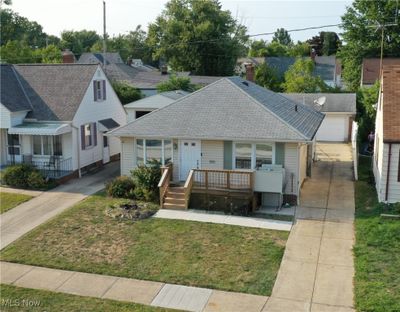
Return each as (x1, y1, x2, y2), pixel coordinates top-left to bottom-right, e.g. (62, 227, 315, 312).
(234, 142, 274, 169)
(136, 139, 173, 166)
(33, 135, 63, 156)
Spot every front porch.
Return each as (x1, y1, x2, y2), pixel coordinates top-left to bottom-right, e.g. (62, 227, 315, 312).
(158, 164, 287, 214)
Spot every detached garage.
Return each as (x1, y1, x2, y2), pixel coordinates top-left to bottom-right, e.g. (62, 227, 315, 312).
(281, 93, 356, 142)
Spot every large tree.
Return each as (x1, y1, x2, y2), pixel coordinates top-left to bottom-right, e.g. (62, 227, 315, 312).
(254, 63, 283, 92)
(60, 30, 100, 56)
(147, 0, 248, 76)
(272, 28, 292, 46)
(339, 0, 400, 91)
(283, 58, 328, 92)
(306, 32, 340, 56)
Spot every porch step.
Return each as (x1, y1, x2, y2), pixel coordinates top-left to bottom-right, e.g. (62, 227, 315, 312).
(162, 187, 186, 210)
(163, 202, 186, 210)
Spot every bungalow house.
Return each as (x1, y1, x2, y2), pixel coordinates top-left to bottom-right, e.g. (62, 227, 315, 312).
(0, 64, 126, 178)
(361, 58, 400, 87)
(373, 65, 400, 203)
(281, 93, 356, 142)
(125, 90, 189, 122)
(109, 77, 324, 209)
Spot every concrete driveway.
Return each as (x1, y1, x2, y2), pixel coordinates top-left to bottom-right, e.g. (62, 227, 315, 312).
(0, 162, 119, 250)
(266, 143, 355, 312)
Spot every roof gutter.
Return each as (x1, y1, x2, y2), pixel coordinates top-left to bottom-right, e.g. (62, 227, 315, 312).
(384, 143, 392, 202)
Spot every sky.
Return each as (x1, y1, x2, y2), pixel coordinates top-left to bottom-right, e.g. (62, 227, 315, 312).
(9, 0, 353, 42)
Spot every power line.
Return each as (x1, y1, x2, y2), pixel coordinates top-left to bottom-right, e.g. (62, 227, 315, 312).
(249, 24, 343, 38)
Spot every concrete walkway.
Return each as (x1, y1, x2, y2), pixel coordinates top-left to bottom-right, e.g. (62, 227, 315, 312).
(1, 261, 270, 312)
(267, 143, 355, 312)
(154, 209, 292, 231)
(0, 186, 43, 197)
(0, 162, 119, 250)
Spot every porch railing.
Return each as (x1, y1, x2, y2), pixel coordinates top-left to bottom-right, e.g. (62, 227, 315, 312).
(158, 163, 172, 207)
(32, 157, 73, 179)
(192, 169, 254, 192)
(183, 170, 194, 209)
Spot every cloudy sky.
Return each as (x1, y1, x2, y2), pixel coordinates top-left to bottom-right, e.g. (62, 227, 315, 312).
(10, 0, 352, 41)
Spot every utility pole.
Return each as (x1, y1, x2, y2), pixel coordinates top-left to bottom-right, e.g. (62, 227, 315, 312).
(103, 0, 107, 68)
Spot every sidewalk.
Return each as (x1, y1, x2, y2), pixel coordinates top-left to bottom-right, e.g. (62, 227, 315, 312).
(154, 209, 292, 231)
(1, 261, 270, 312)
(266, 143, 355, 312)
(0, 162, 119, 250)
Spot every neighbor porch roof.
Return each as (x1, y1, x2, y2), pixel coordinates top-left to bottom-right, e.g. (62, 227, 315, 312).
(8, 122, 72, 135)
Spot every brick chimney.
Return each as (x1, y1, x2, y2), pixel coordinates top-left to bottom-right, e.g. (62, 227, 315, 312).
(310, 48, 316, 62)
(245, 63, 255, 82)
(62, 49, 75, 64)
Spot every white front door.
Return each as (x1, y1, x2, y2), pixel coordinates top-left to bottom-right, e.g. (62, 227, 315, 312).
(180, 140, 201, 180)
(102, 134, 110, 164)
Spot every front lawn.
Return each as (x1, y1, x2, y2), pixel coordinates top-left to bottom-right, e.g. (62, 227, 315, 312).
(353, 156, 400, 312)
(0, 192, 33, 214)
(0, 193, 288, 296)
(0, 284, 174, 312)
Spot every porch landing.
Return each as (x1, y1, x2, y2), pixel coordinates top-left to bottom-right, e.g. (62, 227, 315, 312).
(153, 209, 292, 231)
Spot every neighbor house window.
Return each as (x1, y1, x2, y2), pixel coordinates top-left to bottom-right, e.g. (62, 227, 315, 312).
(33, 135, 62, 156)
(93, 80, 106, 101)
(136, 139, 173, 166)
(7, 134, 20, 155)
(81, 123, 97, 150)
(234, 142, 274, 169)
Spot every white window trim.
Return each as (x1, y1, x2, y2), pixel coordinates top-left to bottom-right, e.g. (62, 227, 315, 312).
(32, 135, 62, 157)
(232, 142, 275, 170)
(94, 80, 106, 102)
(84, 124, 94, 149)
(7, 134, 21, 156)
(135, 138, 173, 166)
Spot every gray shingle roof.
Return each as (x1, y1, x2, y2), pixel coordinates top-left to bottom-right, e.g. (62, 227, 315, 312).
(280, 93, 356, 113)
(13, 64, 98, 121)
(78, 52, 123, 65)
(124, 90, 189, 110)
(0, 65, 32, 112)
(110, 77, 324, 142)
(99, 118, 120, 130)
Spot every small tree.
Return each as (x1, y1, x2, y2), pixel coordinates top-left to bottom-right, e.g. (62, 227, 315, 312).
(131, 159, 162, 202)
(157, 75, 196, 92)
(272, 28, 293, 46)
(255, 63, 283, 92)
(111, 81, 142, 104)
(356, 82, 379, 143)
(283, 58, 328, 93)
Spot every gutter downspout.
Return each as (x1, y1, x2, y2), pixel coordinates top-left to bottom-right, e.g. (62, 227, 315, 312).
(71, 125, 81, 178)
(385, 143, 392, 202)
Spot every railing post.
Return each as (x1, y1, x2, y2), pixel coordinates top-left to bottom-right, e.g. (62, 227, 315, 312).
(205, 171, 208, 190)
(227, 171, 230, 189)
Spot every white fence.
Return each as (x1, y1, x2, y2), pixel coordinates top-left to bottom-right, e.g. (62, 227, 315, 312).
(351, 121, 359, 180)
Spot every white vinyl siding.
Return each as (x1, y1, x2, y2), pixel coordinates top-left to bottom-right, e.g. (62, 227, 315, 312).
(284, 143, 299, 195)
(299, 144, 308, 187)
(121, 137, 135, 176)
(377, 143, 400, 203)
(201, 141, 224, 169)
(0, 105, 27, 128)
(172, 139, 180, 181)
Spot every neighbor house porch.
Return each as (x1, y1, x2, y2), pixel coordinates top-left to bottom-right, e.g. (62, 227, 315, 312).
(1, 123, 74, 179)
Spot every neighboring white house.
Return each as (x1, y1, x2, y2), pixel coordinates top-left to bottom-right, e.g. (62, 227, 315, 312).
(125, 90, 189, 122)
(281, 93, 356, 142)
(0, 64, 126, 179)
(373, 65, 400, 203)
(109, 77, 324, 209)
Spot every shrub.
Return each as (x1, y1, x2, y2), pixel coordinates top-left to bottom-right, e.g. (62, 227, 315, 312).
(131, 159, 162, 201)
(105, 176, 135, 198)
(27, 171, 46, 189)
(3, 164, 34, 188)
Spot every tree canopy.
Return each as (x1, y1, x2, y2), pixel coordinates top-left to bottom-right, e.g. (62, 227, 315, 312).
(272, 28, 293, 46)
(306, 32, 340, 56)
(147, 0, 248, 76)
(283, 58, 328, 93)
(60, 30, 100, 56)
(339, 0, 400, 90)
(254, 63, 283, 92)
(156, 75, 197, 92)
(111, 81, 143, 104)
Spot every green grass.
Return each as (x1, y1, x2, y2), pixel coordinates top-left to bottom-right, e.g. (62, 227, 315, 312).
(353, 156, 400, 312)
(0, 192, 33, 214)
(0, 193, 288, 296)
(0, 284, 175, 312)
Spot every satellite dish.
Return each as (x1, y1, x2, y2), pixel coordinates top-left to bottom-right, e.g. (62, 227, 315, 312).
(313, 96, 326, 111)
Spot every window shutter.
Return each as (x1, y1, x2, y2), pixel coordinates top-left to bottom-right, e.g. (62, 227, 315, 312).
(80, 125, 85, 150)
(92, 122, 97, 146)
(102, 80, 106, 100)
(93, 81, 97, 101)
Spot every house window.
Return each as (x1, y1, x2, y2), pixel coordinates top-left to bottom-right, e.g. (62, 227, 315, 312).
(7, 134, 20, 155)
(234, 142, 274, 169)
(33, 135, 62, 156)
(93, 80, 106, 101)
(235, 143, 252, 169)
(136, 139, 173, 166)
(81, 123, 97, 150)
